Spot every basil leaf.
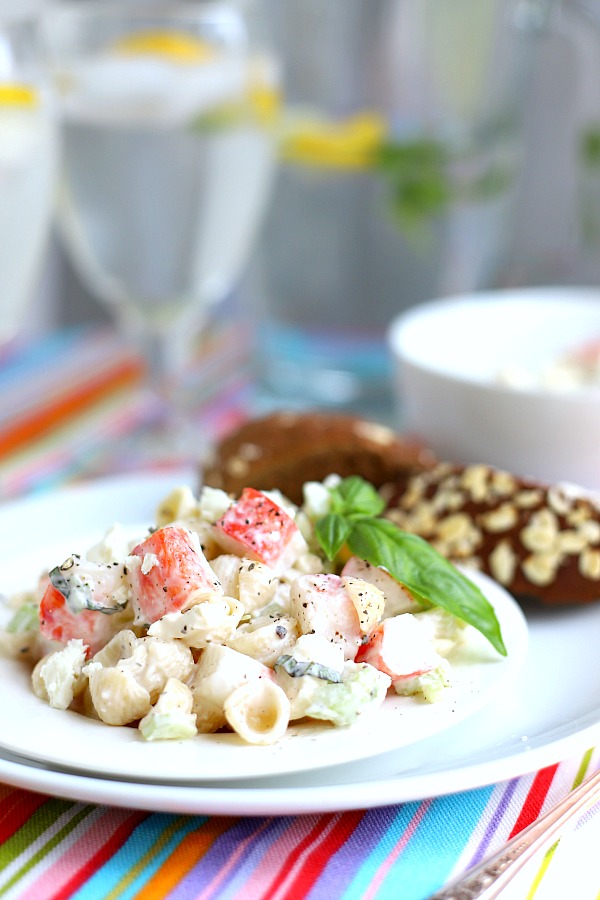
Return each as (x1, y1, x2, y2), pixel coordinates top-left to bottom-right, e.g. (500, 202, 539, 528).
(275, 655, 342, 683)
(347, 518, 507, 657)
(49, 566, 127, 616)
(49, 565, 73, 601)
(316, 513, 352, 560)
(329, 475, 386, 519)
(312, 475, 507, 657)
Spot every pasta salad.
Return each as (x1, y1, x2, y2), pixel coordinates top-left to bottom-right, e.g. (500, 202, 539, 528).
(0, 476, 506, 746)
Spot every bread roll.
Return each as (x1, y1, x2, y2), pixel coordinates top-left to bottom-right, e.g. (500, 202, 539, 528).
(386, 462, 600, 606)
(202, 411, 435, 505)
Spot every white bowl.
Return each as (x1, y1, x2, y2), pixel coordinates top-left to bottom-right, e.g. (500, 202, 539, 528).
(388, 287, 600, 490)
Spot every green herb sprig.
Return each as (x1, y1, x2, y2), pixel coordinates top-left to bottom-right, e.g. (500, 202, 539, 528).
(373, 137, 513, 241)
(314, 476, 507, 657)
(275, 655, 342, 683)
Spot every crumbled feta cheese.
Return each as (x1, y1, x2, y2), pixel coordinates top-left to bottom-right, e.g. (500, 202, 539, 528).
(302, 480, 333, 519)
(197, 485, 232, 523)
(35, 639, 87, 710)
(141, 552, 160, 575)
(87, 523, 134, 564)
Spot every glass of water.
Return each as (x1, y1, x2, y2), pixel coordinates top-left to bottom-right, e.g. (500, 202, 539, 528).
(0, 11, 58, 346)
(40, 0, 278, 459)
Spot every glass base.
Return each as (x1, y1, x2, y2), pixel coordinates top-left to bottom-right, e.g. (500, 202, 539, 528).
(255, 322, 396, 423)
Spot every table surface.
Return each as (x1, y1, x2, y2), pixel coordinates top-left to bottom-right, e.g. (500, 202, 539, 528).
(0, 322, 598, 900)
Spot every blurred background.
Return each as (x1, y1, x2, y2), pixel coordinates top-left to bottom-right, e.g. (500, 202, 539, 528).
(32, 0, 600, 313)
(10, 0, 600, 422)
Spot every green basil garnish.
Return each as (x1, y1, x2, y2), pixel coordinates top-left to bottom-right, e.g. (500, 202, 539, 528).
(315, 476, 507, 657)
(275, 655, 342, 683)
(50, 563, 126, 616)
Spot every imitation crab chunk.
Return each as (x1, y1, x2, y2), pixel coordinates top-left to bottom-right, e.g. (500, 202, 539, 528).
(356, 613, 450, 699)
(129, 524, 222, 625)
(289, 573, 365, 660)
(39, 555, 133, 657)
(341, 557, 423, 618)
(213, 487, 307, 571)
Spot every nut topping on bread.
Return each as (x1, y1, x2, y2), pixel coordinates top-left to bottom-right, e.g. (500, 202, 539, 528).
(386, 462, 600, 605)
(202, 411, 435, 506)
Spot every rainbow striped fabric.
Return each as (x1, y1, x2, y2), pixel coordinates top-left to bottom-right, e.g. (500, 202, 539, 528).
(0, 752, 599, 899)
(1, 326, 600, 899)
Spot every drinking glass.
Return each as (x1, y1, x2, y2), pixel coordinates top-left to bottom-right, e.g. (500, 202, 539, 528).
(40, 0, 278, 459)
(251, 0, 564, 418)
(0, 11, 58, 346)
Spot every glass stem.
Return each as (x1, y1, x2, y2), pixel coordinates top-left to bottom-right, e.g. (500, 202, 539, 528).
(124, 314, 196, 430)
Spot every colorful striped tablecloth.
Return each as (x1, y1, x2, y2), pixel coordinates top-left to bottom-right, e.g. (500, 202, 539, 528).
(1, 325, 599, 900)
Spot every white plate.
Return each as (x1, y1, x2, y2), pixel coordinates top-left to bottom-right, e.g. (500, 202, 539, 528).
(0, 474, 598, 814)
(0, 473, 527, 783)
(0, 599, 597, 816)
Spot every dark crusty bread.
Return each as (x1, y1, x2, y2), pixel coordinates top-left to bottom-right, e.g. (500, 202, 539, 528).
(386, 462, 600, 606)
(202, 411, 435, 506)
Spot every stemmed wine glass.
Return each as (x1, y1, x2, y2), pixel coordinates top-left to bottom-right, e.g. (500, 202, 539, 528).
(0, 10, 58, 347)
(40, 0, 279, 461)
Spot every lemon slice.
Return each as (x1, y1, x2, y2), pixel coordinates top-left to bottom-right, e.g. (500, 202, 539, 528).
(0, 83, 38, 108)
(281, 112, 387, 169)
(111, 30, 215, 64)
(248, 84, 281, 126)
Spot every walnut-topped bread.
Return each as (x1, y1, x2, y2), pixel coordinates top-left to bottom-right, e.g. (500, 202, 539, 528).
(202, 411, 435, 505)
(386, 462, 600, 606)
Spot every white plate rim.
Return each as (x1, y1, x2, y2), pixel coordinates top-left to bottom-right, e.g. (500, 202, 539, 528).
(0, 714, 599, 816)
